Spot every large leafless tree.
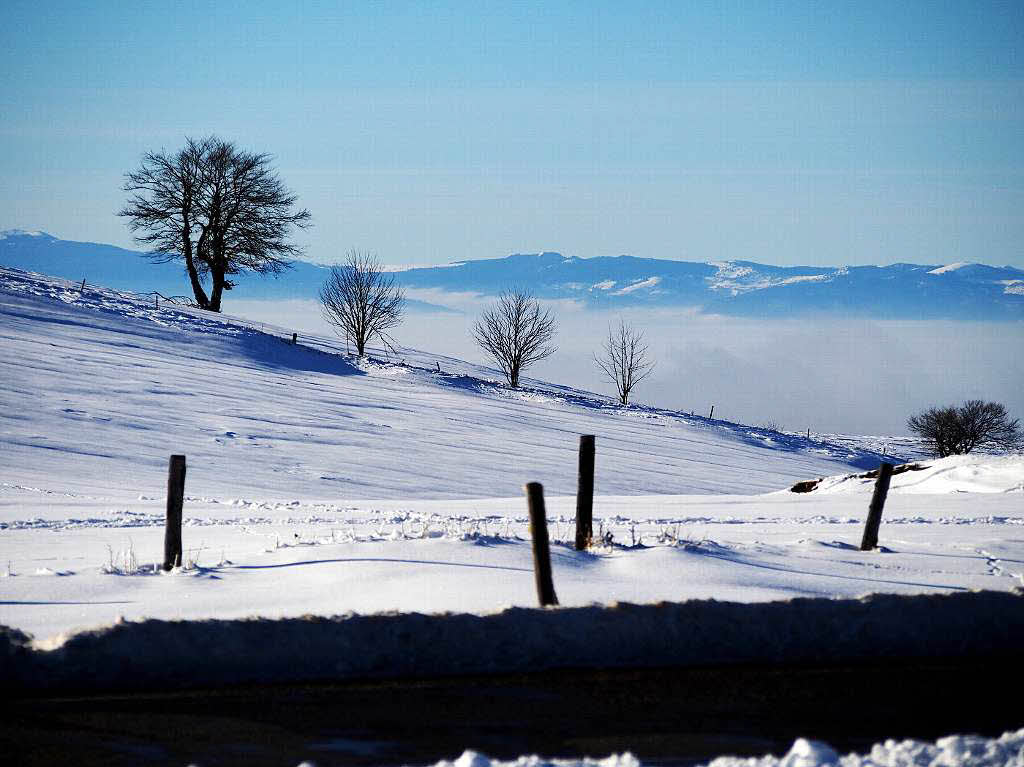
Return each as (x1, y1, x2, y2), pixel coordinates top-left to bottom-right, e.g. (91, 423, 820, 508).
(907, 400, 1021, 457)
(594, 319, 655, 405)
(120, 136, 311, 312)
(472, 290, 557, 388)
(320, 251, 405, 357)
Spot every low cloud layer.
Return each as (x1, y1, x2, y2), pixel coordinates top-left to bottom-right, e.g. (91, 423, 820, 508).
(229, 296, 1024, 437)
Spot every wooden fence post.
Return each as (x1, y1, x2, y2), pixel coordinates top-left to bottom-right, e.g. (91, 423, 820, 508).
(709, 405, 715, 419)
(163, 455, 186, 571)
(525, 482, 558, 606)
(291, 332, 297, 345)
(860, 462, 894, 551)
(575, 435, 595, 551)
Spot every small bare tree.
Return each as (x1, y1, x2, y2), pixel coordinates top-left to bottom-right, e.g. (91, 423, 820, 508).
(594, 319, 655, 405)
(472, 290, 557, 388)
(320, 251, 404, 357)
(907, 400, 1021, 457)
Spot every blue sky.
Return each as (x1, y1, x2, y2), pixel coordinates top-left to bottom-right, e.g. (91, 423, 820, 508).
(3, 0, 1023, 267)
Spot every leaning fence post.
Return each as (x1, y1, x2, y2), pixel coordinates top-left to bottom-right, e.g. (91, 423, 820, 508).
(163, 455, 186, 570)
(860, 462, 894, 551)
(574, 435, 595, 550)
(525, 482, 558, 606)
(709, 404, 715, 419)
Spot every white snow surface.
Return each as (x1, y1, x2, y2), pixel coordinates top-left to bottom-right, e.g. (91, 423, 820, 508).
(0, 228, 48, 240)
(1, 266, 880, 502)
(1, 267, 1023, 643)
(433, 728, 1024, 767)
(613, 276, 661, 294)
(1002, 279, 1024, 296)
(706, 262, 837, 296)
(927, 262, 973, 275)
(798, 454, 1024, 495)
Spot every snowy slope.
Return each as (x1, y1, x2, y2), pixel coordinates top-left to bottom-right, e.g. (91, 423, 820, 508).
(0, 266, 885, 502)
(1, 267, 1022, 644)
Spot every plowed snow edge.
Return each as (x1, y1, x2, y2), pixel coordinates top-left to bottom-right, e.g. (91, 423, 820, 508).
(5, 590, 1022, 694)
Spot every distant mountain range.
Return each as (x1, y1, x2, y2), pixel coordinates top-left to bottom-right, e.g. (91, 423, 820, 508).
(2, 229, 1022, 320)
(401, 251, 1024, 320)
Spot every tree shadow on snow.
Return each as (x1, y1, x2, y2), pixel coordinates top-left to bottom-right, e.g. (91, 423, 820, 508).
(234, 330, 365, 377)
(232, 556, 531, 573)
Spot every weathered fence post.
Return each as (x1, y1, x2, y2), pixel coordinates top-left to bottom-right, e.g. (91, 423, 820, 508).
(291, 332, 297, 345)
(163, 455, 186, 571)
(525, 482, 558, 606)
(860, 462, 894, 551)
(574, 435, 595, 551)
(709, 404, 715, 419)
(80, 278, 86, 293)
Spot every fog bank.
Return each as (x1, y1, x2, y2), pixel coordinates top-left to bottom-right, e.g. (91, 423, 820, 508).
(229, 296, 1024, 437)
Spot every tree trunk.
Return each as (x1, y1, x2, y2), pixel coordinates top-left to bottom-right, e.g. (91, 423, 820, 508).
(182, 240, 210, 310)
(209, 270, 225, 313)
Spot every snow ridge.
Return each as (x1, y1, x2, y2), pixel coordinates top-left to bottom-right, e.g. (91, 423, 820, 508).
(4, 590, 1023, 693)
(433, 728, 1024, 767)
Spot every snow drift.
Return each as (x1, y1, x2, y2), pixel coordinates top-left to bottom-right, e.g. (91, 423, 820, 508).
(5, 590, 1023, 694)
(788, 454, 1024, 495)
(433, 728, 1024, 767)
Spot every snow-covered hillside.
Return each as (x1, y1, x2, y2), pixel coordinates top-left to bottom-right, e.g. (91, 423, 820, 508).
(0, 266, 887, 501)
(1, 267, 1022, 644)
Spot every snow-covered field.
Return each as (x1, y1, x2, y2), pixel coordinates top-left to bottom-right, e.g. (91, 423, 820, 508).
(1, 266, 1022, 646)
(2, 267, 1023, 765)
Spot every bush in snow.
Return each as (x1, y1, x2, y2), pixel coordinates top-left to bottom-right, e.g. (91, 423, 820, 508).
(907, 400, 1022, 457)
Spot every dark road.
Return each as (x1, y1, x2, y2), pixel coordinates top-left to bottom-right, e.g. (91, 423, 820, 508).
(4, 657, 1021, 766)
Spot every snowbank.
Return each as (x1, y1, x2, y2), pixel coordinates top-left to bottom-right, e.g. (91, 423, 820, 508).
(790, 454, 1024, 495)
(433, 728, 1024, 767)
(5, 590, 1022, 694)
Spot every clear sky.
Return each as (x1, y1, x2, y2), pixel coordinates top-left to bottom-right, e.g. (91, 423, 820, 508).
(3, 0, 1023, 267)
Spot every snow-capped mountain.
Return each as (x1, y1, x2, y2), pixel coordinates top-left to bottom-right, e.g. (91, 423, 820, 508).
(398, 251, 1024, 319)
(3, 230, 1022, 319)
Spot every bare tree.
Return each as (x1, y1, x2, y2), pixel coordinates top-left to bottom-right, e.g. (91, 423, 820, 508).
(472, 290, 557, 388)
(594, 319, 655, 405)
(907, 400, 1021, 457)
(120, 136, 311, 312)
(320, 251, 404, 357)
